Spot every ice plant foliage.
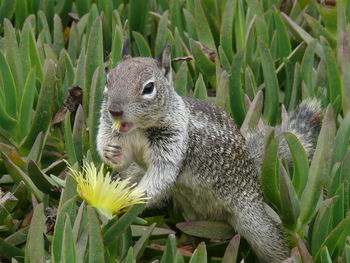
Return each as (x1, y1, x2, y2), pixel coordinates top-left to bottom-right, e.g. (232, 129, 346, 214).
(69, 162, 147, 218)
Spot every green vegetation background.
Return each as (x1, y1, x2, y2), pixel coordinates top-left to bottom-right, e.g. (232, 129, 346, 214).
(0, 0, 350, 262)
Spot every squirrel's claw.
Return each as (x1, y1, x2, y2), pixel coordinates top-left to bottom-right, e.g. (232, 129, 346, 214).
(103, 144, 123, 164)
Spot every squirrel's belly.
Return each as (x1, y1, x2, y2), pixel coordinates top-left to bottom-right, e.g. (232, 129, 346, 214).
(171, 169, 230, 221)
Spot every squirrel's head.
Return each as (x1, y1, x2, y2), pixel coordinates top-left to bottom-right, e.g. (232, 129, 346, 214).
(104, 44, 174, 133)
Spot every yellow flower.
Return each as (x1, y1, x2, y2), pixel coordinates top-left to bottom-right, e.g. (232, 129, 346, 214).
(111, 120, 121, 131)
(69, 162, 147, 218)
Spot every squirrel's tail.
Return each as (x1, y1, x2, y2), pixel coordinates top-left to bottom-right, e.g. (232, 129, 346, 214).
(246, 99, 323, 169)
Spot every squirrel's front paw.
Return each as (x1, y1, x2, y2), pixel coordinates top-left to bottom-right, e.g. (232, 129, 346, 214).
(103, 144, 123, 165)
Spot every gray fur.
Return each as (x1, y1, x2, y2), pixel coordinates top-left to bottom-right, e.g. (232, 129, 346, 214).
(97, 50, 321, 262)
(246, 99, 322, 169)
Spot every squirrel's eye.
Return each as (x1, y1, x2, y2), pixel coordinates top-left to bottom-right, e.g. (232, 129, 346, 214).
(142, 82, 154, 95)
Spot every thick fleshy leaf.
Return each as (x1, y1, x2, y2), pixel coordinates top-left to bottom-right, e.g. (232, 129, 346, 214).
(229, 50, 246, 126)
(0, 192, 18, 223)
(321, 247, 332, 263)
(258, 40, 279, 125)
(246, 0, 269, 44)
(4, 19, 23, 95)
(234, 0, 246, 51)
(64, 113, 77, 165)
(20, 60, 56, 153)
(311, 197, 338, 256)
(27, 160, 60, 198)
(279, 164, 300, 230)
(222, 234, 240, 263)
(133, 31, 152, 57)
(215, 68, 230, 111)
(160, 234, 177, 263)
(123, 247, 135, 263)
(26, 131, 45, 165)
(303, 13, 336, 48)
(219, 0, 234, 61)
(321, 39, 342, 113)
(315, 215, 350, 261)
(62, 215, 77, 263)
(0, 51, 17, 118)
(284, 133, 309, 198)
(189, 242, 207, 263)
(87, 67, 105, 162)
(131, 225, 175, 237)
(331, 113, 350, 166)
(52, 199, 77, 263)
(193, 0, 216, 51)
(128, 0, 149, 34)
(2, 152, 44, 201)
(281, 12, 324, 58)
(72, 105, 85, 163)
(134, 223, 156, 260)
(190, 39, 216, 88)
(110, 25, 123, 69)
(84, 16, 104, 116)
(155, 11, 171, 57)
(53, 14, 64, 55)
(261, 135, 281, 210)
(175, 62, 188, 96)
(28, 29, 44, 81)
(0, 238, 24, 262)
(240, 90, 263, 136)
(87, 207, 105, 263)
(68, 22, 79, 62)
(0, 99, 17, 134)
(332, 183, 345, 228)
(339, 27, 350, 114)
(295, 234, 313, 263)
(4, 225, 28, 247)
(272, 9, 291, 58)
(103, 204, 145, 244)
(17, 68, 36, 139)
(193, 74, 208, 100)
(0, 0, 16, 30)
(25, 203, 45, 263)
(176, 221, 234, 239)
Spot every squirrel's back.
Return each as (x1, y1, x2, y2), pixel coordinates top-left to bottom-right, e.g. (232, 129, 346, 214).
(173, 96, 262, 216)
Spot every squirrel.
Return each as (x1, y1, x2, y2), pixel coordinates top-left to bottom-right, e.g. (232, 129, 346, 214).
(97, 44, 322, 262)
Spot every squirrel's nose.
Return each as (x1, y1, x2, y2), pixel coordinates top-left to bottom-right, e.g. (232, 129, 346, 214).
(109, 110, 123, 118)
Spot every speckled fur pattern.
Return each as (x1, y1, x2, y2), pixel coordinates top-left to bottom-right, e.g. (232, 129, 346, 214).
(97, 51, 322, 262)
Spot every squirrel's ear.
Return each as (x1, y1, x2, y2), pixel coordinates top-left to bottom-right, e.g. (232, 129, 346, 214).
(158, 44, 172, 79)
(122, 38, 131, 60)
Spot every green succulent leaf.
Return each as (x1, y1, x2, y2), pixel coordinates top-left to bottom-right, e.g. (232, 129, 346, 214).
(25, 203, 45, 263)
(62, 215, 77, 263)
(284, 132, 310, 198)
(132, 31, 152, 57)
(103, 204, 145, 244)
(222, 234, 240, 263)
(261, 135, 281, 210)
(20, 60, 56, 154)
(258, 39, 279, 125)
(87, 207, 105, 263)
(189, 242, 207, 263)
(160, 234, 177, 263)
(176, 221, 234, 240)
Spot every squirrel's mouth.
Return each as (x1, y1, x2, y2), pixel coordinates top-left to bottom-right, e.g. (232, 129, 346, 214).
(119, 121, 133, 133)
